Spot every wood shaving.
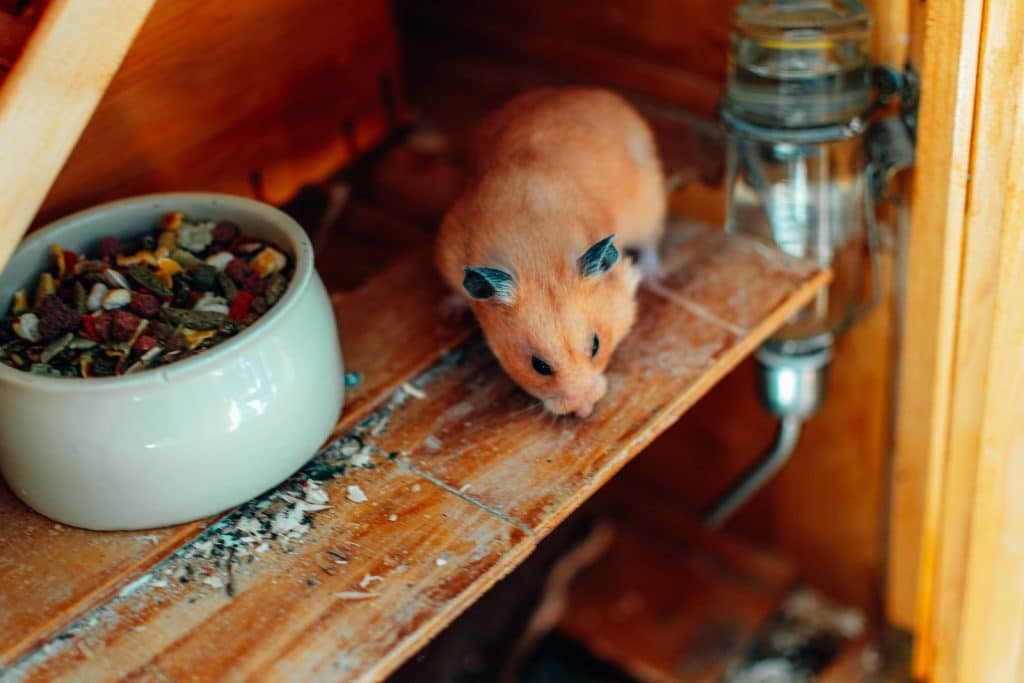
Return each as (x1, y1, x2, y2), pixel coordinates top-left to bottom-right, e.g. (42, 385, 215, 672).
(401, 382, 426, 399)
(358, 574, 384, 589)
(334, 591, 380, 601)
(347, 485, 368, 503)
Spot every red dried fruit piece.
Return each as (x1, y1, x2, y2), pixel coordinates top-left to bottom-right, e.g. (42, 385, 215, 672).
(229, 291, 253, 321)
(147, 321, 170, 339)
(63, 250, 78, 274)
(225, 258, 252, 285)
(96, 237, 121, 260)
(80, 315, 98, 341)
(93, 313, 112, 341)
(241, 275, 266, 295)
(212, 220, 239, 245)
(36, 295, 80, 341)
(226, 258, 267, 293)
(129, 291, 161, 317)
(110, 310, 141, 342)
(132, 335, 158, 356)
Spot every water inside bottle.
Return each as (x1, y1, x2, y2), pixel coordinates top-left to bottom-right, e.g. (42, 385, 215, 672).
(726, 138, 866, 342)
(726, 0, 871, 128)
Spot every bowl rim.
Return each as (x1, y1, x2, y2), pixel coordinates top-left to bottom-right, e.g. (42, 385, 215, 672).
(0, 192, 315, 392)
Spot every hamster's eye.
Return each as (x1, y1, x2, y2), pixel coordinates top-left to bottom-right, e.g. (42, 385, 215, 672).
(531, 356, 553, 376)
(591, 334, 600, 359)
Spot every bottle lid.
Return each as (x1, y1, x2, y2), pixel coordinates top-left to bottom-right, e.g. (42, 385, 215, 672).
(724, 0, 872, 129)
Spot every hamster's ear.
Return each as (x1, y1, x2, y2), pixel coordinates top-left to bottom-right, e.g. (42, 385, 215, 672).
(462, 266, 517, 305)
(578, 234, 619, 277)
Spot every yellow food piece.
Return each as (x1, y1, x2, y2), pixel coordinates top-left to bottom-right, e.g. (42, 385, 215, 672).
(33, 272, 56, 308)
(250, 247, 286, 278)
(183, 328, 216, 350)
(158, 230, 177, 248)
(159, 211, 184, 230)
(116, 250, 158, 267)
(156, 257, 183, 288)
(11, 289, 28, 315)
(51, 244, 65, 278)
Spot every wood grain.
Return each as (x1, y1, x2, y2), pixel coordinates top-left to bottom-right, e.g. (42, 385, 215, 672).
(6, 459, 528, 683)
(0, 0, 155, 274)
(915, 0, 1024, 680)
(5, 225, 828, 682)
(885, 0, 975, 632)
(890, 0, 985, 672)
(559, 488, 797, 683)
(32, 0, 405, 229)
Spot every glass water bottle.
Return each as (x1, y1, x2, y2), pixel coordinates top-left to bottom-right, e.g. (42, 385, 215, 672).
(723, 0, 872, 352)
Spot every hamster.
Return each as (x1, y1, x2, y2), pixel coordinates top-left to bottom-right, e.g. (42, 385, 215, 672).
(436, 87, 666, 417)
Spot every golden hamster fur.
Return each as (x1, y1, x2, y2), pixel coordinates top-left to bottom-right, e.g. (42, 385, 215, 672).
(436, 87, 666, 417)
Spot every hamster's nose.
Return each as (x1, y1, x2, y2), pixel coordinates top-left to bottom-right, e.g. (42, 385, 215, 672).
(573, 400, 595, 418)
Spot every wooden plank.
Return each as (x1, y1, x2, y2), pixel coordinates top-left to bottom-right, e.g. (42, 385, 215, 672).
(917, 0, 1024, 680)
(886, 0, 984, 648)
(0, 246, 467, 667)
(330, 249, 473, 436)
(33, 0, 406, 228)
(0, 0, 155, 274)
(559, 489, 797, 683)
(5, 457, 528, 682)
(0, 495, 201, 668)
(5, 225, 828, 682)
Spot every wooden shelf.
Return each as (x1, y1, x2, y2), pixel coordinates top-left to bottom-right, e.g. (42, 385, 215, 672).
(558, 489, 798, 683)
(0, 217, 828, 681)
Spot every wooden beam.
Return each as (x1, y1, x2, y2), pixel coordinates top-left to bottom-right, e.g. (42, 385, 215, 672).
(914, 0, 1024, 679)
(0, 0, 155, 273)
(887, 0, 984, 650)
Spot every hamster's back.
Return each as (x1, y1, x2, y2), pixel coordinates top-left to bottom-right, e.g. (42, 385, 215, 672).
(468, 87, 661, 182)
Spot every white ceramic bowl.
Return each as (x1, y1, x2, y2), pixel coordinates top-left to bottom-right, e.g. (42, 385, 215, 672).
(0, 193, 344, 530)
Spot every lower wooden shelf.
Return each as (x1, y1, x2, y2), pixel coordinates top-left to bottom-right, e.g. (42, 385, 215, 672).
(0, 220, 827, 682)
(558, 489, 799, 683)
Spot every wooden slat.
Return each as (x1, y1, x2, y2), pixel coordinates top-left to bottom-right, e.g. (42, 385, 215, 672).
(0, 0, 156, 274)
(916, 0, 1024, 680)
(331, 250, 473, 435)
(888, 0, 984, 645)
(5, 225, 828, 682)
(5, 460, 528, 682)
(559, 488, 797, 683)
(0, 496, 201, 668)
